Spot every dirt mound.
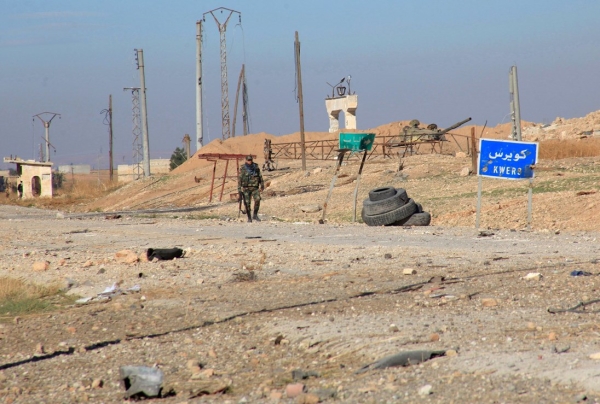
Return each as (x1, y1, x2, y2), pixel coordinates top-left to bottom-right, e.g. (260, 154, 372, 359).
(64, 110, 600, 232)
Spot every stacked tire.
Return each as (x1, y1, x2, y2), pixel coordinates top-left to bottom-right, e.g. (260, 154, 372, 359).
(362, 186, 431, 226)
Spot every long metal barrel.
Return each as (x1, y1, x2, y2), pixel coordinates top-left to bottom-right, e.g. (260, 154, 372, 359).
(439, 117, 472, 135)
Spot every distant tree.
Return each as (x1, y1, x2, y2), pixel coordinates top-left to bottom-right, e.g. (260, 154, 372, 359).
(8, 168, 17, 176)
(169, 147, 187, 171)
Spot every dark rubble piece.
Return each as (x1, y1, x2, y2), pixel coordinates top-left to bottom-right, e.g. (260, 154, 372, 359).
(147, 247, 184, 261)
(355, 350, 447, 374)
(570, 270, 593, 277)
(120, 365, 164, 398)
(292, 369, 321, 380)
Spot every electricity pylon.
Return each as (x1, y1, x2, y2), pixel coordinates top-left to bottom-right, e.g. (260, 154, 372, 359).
(203, 7, 241, 140)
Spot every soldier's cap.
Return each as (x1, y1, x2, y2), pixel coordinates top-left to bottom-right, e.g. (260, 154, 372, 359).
(245, 155, 253, 161)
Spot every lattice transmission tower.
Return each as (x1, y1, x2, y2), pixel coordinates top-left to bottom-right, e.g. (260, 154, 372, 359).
(203, 7, 241, 140)
(123, 87, 143, 180)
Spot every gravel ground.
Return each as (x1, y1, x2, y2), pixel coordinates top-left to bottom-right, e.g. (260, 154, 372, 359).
(2, 205, 600, 403)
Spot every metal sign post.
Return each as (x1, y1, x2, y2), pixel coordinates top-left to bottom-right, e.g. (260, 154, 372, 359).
(476, 138, 538, 229)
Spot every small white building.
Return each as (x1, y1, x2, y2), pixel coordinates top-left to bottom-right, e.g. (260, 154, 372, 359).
(117, 159, 171, 183)
(3, 158, 53, 198)
(58, 164, 91, 175)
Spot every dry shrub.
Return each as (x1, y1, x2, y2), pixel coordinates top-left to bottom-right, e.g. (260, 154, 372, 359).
(0, 277, 66, 317)
(0, 277, 60, 300)
(33, 176, 121, 209)
(539, 138, 600, 160)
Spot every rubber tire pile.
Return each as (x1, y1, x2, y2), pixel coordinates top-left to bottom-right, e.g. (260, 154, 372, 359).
(361, 186, 431, 226)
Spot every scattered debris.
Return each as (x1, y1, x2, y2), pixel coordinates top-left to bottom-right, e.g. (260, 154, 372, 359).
(115, 249, 139, 264)
(356, 350, 447, 373)
(552, 345, 570, 354)
(403, 268, 417, 275)
(481, 298, 498, 307)
(286, 383, 306, 398)
(231, 271, 257, 282)
(146, 248, 185, 261)
(300, 204, 322, 213)
(291, 369, 320, 381)
(418, 384, 433, 396)
(548, 298, 600, 314)
(75, 283, 140, 305)
(570, 270, 592, 277)
(523, 272, 543, 280)
(104, 214, 122, 220)
(32, 261, 49, 272)
(188, 380, 231, 398)
(120, 365, 164, 399)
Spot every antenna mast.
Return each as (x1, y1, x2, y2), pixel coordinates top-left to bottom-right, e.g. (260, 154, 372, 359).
(123, 87, 143, 181)
(33, 112, 61, 162)
(203, 7, 241, 140)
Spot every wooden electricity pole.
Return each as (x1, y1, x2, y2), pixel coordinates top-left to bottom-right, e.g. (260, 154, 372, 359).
(295, 31, 306, 171)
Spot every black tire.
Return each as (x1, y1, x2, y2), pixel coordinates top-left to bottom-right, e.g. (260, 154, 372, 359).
(362, 188, 409, 216)
(393, 212, 431, 226)
(416, 202, 423, 213)
(368, 187, 396, 202)
(363, 199, 417, 226)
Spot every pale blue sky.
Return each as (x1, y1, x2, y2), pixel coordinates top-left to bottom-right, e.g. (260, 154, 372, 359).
(2, 0, 600, 168)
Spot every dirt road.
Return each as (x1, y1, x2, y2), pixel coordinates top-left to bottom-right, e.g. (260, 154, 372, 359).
(1, 205, 600, 403)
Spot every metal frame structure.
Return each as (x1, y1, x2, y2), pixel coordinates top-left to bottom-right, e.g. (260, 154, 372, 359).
(123, 87, 143, 181)
(197, 153, 253, 202)
(268, 132, 472, 162)
(203, 7, 241, 140)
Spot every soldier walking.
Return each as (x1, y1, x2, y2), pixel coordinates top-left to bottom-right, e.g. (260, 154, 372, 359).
(238, 155, 264, 222)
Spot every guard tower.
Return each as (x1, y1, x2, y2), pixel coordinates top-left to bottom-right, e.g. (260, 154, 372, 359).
(325, 76, 358, 133)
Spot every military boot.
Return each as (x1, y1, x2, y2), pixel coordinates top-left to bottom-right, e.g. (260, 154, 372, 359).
(253, 202, 261, 222)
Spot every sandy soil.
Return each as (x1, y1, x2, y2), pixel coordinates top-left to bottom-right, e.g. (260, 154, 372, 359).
(2, 206, 600, 403)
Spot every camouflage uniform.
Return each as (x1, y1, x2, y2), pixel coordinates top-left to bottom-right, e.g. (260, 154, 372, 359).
(238, 157, 264, 222)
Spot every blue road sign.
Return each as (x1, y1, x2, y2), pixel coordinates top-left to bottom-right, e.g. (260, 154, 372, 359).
(478, 139, 538, 180)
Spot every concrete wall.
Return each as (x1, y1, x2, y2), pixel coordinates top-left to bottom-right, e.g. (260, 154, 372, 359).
(19, 164, 53, 198)
(58, 165, 91, 175)
(118, 159, 171, 183)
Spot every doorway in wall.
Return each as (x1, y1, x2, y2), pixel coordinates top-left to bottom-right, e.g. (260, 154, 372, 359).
(31, 176, 41, 197)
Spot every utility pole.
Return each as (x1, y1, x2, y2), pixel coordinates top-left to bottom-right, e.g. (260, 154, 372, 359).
(108, 95, 113, 182)
(242, 64, 249, 137)
(295, 31, 307, 171)
(509, 66, 522, 141)
(232, 64, 248, 138)
(203, 7, 241, 140)
(135, 49, 151, 177)
(182, 134, 191, 160)
(101, 96, 114, 182)
(196, 20, 204, 151)
(33, 112, 60, 162)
